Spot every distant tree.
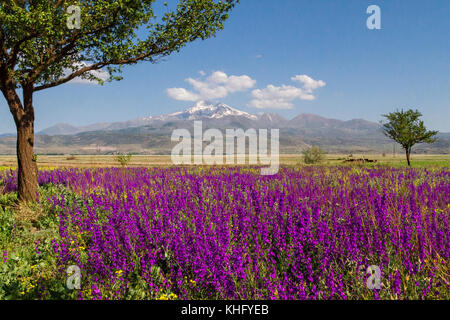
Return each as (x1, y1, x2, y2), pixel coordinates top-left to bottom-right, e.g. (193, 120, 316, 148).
(0, 0, 238, 202)
(381, 109, 438, 166)
(115, 153, 132, 167)
(302, 146, 325, 164)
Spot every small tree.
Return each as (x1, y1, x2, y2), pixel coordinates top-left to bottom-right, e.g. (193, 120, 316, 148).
(115, 153, 132, 167)
(302, 146, 325, 164)
(381, 109, 438, 166)
(0, 0, 238, 202)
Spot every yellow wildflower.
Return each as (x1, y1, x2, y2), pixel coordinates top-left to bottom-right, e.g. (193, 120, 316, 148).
(169, 293, 178, 299)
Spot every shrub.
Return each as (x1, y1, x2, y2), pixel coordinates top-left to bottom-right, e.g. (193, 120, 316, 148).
(115, 154, 133, 167)
(302, 146, 325, 164)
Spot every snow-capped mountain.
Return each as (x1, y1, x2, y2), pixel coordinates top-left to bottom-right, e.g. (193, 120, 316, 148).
(143, 101, 258, 121)
(36, 100, 393, 141)
(10, 103, 449, 155)
(39, 101, 262, 135)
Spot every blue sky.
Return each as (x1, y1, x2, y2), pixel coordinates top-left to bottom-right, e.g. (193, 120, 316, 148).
(1, 0, 449, 134)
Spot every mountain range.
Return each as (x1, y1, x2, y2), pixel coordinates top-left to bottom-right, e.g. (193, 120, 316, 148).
(0, 101, 448, 155)
(38, 101, 264, 135)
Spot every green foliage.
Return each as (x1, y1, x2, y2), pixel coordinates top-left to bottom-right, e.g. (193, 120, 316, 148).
(0, 187, 71, 300)
(115, 153, 132, 167)
(302, 146, 325, 164)
(381, 109, 438, 165)
(0, 0, 238, 89)
(0, 192, 18, 207)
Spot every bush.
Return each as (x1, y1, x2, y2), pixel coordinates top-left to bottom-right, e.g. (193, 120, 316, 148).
(302, 146, 325, 164)
(115, 154, 133, 167)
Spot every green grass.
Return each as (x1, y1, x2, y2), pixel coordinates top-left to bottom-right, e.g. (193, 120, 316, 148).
(379, 159, 450, 168)
(0, 186, 81, 300)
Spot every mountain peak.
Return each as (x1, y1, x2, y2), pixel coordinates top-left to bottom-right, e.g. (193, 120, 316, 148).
(188, 100, 216, 112)
(167, 101, 258, 120)
(38, 123, 80, 136)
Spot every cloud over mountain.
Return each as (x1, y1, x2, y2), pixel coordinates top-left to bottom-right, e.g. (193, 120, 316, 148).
(167, 71, 256, 102)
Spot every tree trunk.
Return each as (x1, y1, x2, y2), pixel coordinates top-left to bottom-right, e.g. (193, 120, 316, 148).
(3, 83, 38, 203)
(16, 121, 38, 202)
(405, 149, 411, 167)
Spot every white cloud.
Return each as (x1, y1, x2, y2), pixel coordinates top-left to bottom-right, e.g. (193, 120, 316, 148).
(68, 62, 109, 85)
(166, 88, 200, 102)
(167, 71, 256, 102)
(70, 69, 109, 85)
(291, 75, 326, 92)
(249, 75, 326, 109)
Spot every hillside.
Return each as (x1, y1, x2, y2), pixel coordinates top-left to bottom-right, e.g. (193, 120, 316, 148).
(1, 101, 449, 155)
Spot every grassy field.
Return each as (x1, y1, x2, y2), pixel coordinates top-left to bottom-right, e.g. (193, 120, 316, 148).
(0, 153, 449, 169)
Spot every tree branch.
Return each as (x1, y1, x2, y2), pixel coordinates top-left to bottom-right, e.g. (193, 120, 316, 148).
(8, 32, 39, 67)
(34, 49, 163, 92)
(0, 77, 24, 123)
(54, 0, 66, 9)
(34, 61, 105, 91)
(27, 8, 122, 83)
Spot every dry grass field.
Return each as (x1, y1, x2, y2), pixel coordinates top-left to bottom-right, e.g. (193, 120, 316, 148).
(0, 153, 449, 169)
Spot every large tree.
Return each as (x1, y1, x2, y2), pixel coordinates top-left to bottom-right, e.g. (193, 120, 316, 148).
(0, 0, 238, 202)
(381, 109, 438, 166)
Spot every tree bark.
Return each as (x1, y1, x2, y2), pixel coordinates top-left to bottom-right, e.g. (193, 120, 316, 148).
(3, 83, 38, 203)
(406, 149, 411, 167)
(16, 120, 38, 202)
(17, 84, 38, 202)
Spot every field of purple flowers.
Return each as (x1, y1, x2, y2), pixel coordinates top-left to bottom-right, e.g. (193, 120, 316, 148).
(0, 166, 449, 300)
